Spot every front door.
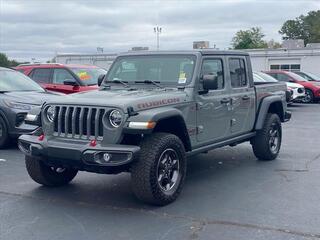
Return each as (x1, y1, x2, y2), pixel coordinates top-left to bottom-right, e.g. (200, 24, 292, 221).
(227, 57, 255, 135)
(51, 68, 79, 94)
(196, 57, 232, 144)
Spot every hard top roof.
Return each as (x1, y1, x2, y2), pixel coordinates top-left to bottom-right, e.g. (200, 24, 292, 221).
(118, 49, 249, 57)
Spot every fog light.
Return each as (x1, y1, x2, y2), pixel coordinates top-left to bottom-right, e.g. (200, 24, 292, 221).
(103, 153, 111, 162)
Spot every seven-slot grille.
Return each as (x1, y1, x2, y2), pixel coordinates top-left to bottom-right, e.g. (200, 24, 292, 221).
(52, 106, 106, 140)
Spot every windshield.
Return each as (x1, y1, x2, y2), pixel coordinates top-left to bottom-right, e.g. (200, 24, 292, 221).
(253, 73, 266, 82)
(298, 72, 320, 81)
(287, 71, 308, 81)
(255, 72, 278, 82)
(0, 70, 44, 92)
(71, 67, 107, 86)
(106, 55, 196, 85)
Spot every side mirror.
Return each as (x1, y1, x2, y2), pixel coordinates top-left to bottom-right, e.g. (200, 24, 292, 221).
(98, 74, 105, 86)
(202, 74, 218, 90)
(63, 79, 78, 86)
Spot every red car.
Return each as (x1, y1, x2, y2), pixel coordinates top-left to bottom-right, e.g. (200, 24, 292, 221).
(15, 64, 107, 94)
(264, 70, 320, 103)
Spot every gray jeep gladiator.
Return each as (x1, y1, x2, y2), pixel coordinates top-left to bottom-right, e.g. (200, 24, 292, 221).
(18, 50, 291, 205)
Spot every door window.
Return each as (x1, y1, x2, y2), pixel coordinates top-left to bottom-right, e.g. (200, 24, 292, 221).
(276, 73, 291, 82)
(31, 68, 51, 83)
(229, 58, 247, 88)
(201, 59, 224, 90)
(53, 69, 76, 84)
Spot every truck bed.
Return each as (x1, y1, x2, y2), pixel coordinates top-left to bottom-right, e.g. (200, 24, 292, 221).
(254, 82, 287, 109)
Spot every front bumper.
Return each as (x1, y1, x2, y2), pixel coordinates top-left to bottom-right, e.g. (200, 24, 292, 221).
(18, 135, 140, 172)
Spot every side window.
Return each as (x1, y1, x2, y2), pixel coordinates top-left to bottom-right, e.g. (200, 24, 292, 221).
(53, 69, 75, 84)
(229, 58, 247, 88)
(277, 73, 291, 82)
(201, 59, 224, 90)
(267, 73, 278, 79)
(31, 68, 51, 83)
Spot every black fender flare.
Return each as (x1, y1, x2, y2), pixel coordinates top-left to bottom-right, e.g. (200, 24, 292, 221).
(124, 107, 191, 150)
(254, 96, 284, 130)
(126, 107, 185, 123)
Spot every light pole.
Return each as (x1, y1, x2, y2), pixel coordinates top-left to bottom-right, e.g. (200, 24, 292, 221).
(154, 26, 162, 50)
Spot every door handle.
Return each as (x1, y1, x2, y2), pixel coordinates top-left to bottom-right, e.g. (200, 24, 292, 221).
(220, 98, 230, 104)
(242, 95, 250, 100)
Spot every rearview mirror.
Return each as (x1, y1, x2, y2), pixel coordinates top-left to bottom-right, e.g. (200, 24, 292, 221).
(63, 79, 78, 86)
(202, 74, 218, 90)
(98, 74, 105, 86)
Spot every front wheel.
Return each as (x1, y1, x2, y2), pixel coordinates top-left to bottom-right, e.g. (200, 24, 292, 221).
(302, 89, 314, 103)
(25, 156, 78, 187)
(251, 113, 282, 161)
(131, 133, 186, 205)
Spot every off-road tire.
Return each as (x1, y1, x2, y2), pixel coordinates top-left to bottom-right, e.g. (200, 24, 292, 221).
(0, 117, 10, 149)
(25, 155, 78, 187)
(251, 113, 282, 161)
(131, 132, 186, 205)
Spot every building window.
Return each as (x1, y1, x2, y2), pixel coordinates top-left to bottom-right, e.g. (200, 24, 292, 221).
(270, 64, 300, 72)
(270, 65, 280, 70)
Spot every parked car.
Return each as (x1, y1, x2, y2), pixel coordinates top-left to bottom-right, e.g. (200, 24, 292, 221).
(295, 71, 320, 82)
(264, 70, 320, 103)
(15, 63, 107, 94)
(252, 72, 292, 103)
(0, 67, 63, 148)
(18, 50, 290, 205)
(254, 71, 305, 102)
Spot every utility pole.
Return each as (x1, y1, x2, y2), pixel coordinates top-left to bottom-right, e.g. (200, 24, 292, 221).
(154, 26, 162, 50)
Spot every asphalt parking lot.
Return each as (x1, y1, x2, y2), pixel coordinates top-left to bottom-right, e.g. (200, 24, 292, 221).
(0, 103, 319, 240)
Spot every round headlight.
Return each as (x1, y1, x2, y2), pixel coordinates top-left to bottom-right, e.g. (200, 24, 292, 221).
(46, 106, 56, 122)
(109, 110, 122, 128)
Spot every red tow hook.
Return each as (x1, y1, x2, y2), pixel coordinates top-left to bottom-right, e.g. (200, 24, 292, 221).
(38, 134, 45, 141)
(90, 140, 97, 147)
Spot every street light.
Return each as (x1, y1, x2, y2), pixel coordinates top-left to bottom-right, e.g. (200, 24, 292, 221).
(154, 26, 162, 50)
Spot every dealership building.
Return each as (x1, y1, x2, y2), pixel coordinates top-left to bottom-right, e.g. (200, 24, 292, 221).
(55, 53, 118, 70)
(246, 41, 320, 75)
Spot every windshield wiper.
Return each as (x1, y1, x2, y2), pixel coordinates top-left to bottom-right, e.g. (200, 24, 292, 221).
(107, 79, 130, 88)
(135, 80, 164, 88)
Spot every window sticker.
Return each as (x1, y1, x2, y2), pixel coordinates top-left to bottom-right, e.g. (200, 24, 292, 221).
(178, 71, 187, 84)
(77, 71, 91, 81)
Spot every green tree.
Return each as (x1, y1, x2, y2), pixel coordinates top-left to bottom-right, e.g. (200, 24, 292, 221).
(0, 53, 20, 67)
(279, 10, 320, 45)
(0, 53, 10, 67)
(232, 27, 268, 49)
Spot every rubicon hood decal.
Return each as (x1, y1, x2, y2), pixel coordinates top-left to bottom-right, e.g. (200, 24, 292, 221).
(137, 98, 181, 110)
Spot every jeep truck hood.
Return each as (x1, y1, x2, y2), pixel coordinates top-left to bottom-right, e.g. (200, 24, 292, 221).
(47, 88, 188, 112)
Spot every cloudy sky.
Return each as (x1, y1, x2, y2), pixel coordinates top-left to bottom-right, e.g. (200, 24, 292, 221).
(0, 0, 319, 62)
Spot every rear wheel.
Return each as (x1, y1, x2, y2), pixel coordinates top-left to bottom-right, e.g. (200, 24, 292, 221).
(251, 113, 282, 161)
(302, 89, 314, 103)
(25, 155, 78, 187)
(0, 117, 10, 149)
(131, 133, 186, 205)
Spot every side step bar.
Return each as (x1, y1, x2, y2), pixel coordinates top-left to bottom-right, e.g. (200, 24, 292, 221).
(187, 132, 256, 157)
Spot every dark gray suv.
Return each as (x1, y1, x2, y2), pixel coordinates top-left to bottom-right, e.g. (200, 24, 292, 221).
(0, 67, 62, 148)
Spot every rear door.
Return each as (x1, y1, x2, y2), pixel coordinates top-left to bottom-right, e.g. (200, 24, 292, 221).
(29, 68, 52, 89)
(227, 57, 255, 135)
(196, 57, 232, 144)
